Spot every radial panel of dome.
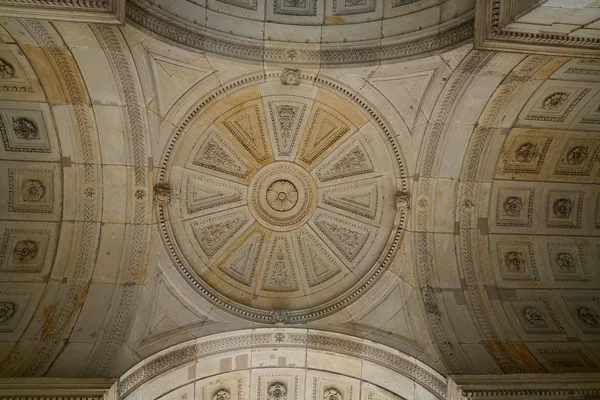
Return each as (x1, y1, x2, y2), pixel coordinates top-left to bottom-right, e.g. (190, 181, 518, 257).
(162, 78, 406, 322)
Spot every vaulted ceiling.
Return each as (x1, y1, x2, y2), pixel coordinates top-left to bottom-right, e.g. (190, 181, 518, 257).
(0, 0, 598, 391)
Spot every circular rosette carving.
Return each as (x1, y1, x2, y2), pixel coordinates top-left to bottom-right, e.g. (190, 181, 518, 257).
(523, 307, 546, 327)
(22, 180, 45, 202)
(13, 240, 38, 263)
(162, 87, 406, 322)
(248, 162, 316, 232)
(266, 180, 298, 211)
(553, 198, 573, 218)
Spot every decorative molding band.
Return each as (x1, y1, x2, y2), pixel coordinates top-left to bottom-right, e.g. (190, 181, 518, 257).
(474, 0, 600, 58)
(0, 377, 113, 398)
(156, 71, 408, 324)
(126, 0, 474, 65)
(0, 0, 124, 24)
(117, 329, 447, 400)
(454, 374, 600, 399)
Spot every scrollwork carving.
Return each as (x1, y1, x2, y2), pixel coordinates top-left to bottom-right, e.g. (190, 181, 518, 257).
(0, 302, 15, 323)
(281, 68, 301, 85)
(394, 191, 410, 211)
(271, 309, 290, 325)
(153, 183, 171, 206)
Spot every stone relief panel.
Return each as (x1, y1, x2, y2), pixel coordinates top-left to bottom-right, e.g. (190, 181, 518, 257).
(183, 171, 247, 218)
(314, 136, 376, 184)
(504, 295, 571, 340)
(217, 0, 258, 11)
(491, 185, 536, 231)
(310, 209, 375, 267)
(197, 372, 246, 400)
(258, 234, 301, 296)
(263, 96, 311, 160)
(0, 283, 43, 342)
(576, 91, 600, 128)
(216, 100, 273, 166)
(0, 222, 57, 279)
(562, 296, 600, 337)
(0, 102, 59, 160)
(552, 59, 600, 83)
(331, 0, 377, 16)
(187, 209, 252, 262)
(0, 162, 61, 220)
(191, 130, 254, 182)
(307, 370, 359, 400)
(546, 241, 590, 284)
(319, 179, 382, 223)
(500, 132, 553, 175)
(490, 238, 540, 284)
(0, 45, 43, 99)
(252, 369, 304, 400)
(215, 223, 268, 289)
(297, 104, 354, 169)
(528, 344, 600, 373)
(518, 81, 598, 129)
(553, 137, 599, 178)
(545, 190, 584, 230)
(360, 383, 405, 400)
(273, 0, 318, 16)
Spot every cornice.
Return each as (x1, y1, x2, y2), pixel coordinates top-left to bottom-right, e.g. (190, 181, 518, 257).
(125, 0, 474, 65)
(0, 0, 124, 24)
(0, 378, 113, 398)
(474, 0, 600, 58)
(454, 373, 600, 399)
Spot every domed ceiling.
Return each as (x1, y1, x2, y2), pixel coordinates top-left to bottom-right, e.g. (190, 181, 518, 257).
(160, 77, 406, 322)
(128, 0, 475, 63)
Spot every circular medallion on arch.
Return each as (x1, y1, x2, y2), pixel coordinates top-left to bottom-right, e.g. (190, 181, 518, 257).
(161, 79, 407, 322)
(248, 162, 317, 231)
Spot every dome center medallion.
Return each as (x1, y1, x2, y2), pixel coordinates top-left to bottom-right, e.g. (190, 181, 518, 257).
(267, 180, 298, 211)
(248, 162, 317, 232)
